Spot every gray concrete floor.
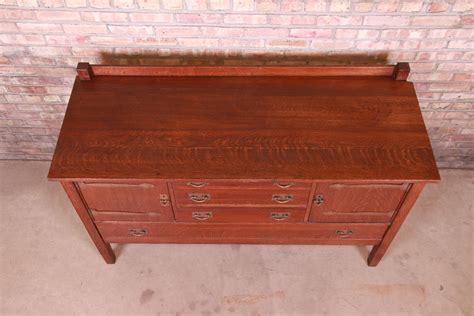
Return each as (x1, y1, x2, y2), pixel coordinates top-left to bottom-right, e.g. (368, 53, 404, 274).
(0, 161, 472, 316)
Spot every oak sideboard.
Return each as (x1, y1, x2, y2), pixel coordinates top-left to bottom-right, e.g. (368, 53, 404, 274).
(48, 62, 440, 266)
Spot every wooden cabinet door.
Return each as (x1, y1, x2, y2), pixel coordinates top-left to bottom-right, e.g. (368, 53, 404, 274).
(77, 182, 174, 222)
(309, 183, 410, 223)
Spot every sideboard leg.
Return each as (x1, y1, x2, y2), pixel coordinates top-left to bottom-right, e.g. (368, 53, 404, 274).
(61, 182, 116, 264)
(368, 183, 425, 267)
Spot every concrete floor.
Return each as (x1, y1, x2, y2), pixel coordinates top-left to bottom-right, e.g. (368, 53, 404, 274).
(0, 161, 472, 316)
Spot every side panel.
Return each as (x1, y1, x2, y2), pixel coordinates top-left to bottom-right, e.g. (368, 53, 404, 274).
(61, 182, 116, 264)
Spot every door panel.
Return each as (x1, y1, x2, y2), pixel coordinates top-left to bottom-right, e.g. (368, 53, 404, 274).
(309, 183, 409, 223)
(77, 182, 174, 222)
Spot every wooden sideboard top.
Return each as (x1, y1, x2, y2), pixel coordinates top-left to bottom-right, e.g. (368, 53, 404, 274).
(48, 63, 440, 182)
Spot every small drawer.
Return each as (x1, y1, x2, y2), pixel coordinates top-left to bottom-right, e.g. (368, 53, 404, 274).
(172, 187, 311, 208)
(175, 208, 306, 223)
(172, 180, 311, 190)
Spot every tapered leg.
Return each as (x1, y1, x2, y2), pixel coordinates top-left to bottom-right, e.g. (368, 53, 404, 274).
(61, 182, 116, 264)
(368, 183, 425, 266)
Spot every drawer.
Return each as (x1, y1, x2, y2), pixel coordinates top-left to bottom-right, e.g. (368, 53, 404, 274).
(96, 222, 389, 245)
(172, 186, 311, 208)
(77, 181, 174, 222)
(173, 189, 310, 208)
(309, 183, 409, 223)
(175, 208, 305, 223)
(172, 180, 311, 190)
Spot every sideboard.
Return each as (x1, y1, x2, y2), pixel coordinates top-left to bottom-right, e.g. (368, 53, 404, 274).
(48, 62, 440, 266)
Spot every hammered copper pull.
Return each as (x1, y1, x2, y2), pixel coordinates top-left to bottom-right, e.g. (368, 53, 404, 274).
(192, 211, 212, 221)
(274, 182, 295, 189)
(272, 194, 294, 204)
(187, 182, 208, 188)
(336, 229, 353, 237)
(128, 228, 148, 237)
(189, 193, 210, 203)
(271, 212, 290, 221)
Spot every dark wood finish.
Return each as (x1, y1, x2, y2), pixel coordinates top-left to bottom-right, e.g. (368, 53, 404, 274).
(48, 63, 439, 266)
(392, 62, 410, 81)
(90, 64, 397, 77)
(309, 183, 409, 223)
(77, 62, 93, 80)
(48, 69, 439, 182)
(96, 222, 389, 245)
(61, 182, 115, 264)
(368, 183, 425, 266)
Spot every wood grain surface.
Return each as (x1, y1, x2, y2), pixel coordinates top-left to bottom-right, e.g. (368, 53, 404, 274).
(48, 74, 439, 182)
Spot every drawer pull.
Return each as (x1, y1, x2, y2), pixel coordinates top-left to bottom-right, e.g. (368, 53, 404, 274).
(189, 193, 210, 203)
(336, 229, 353, 237)
(187, 182, 208, 188)
(274, 181, 295, 189)
(159, 194, 170, 206)
(128, 228, 148, 237)
(313, 194, 324, 206)
(271, 212, 290, 221)
(192, 211, 213, 221)
(272, 194, 294, 203)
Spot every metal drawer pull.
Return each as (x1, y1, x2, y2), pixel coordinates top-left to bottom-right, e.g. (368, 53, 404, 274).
(188, 193, 210, 203)
(159, 194, 170, 206)
(313, 194, 324, 206)
(192, 211, 212, 221)
(187, 182, 208, 188)
(274, 182, 295, 189)
(336, 229, 353, 237)
(271, 212, 290, 221)
(128, 228, 148, 237)
(272, 194, 294, 203)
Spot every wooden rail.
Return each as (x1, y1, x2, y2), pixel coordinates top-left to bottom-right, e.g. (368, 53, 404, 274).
(76, 62, 410, 81)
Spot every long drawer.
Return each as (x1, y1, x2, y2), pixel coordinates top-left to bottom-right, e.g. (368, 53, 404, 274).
(96, 222, 389, 245)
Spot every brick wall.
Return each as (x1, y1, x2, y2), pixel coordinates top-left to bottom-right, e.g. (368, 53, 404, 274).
(1, 0, 473, 168)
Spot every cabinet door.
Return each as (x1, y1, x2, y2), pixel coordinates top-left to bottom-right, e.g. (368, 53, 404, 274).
(77, 182, 174, 222)
(309, 183, 409, 223)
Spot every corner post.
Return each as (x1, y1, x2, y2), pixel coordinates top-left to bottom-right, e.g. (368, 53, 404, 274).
(391, 62, 410, 81)
(61, 181, 116, 264)
(77, 62, 94, 80)
(367, 182, 425, 266)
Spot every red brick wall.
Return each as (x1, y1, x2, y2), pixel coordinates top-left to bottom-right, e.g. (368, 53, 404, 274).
(1, 0, 473, 168)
